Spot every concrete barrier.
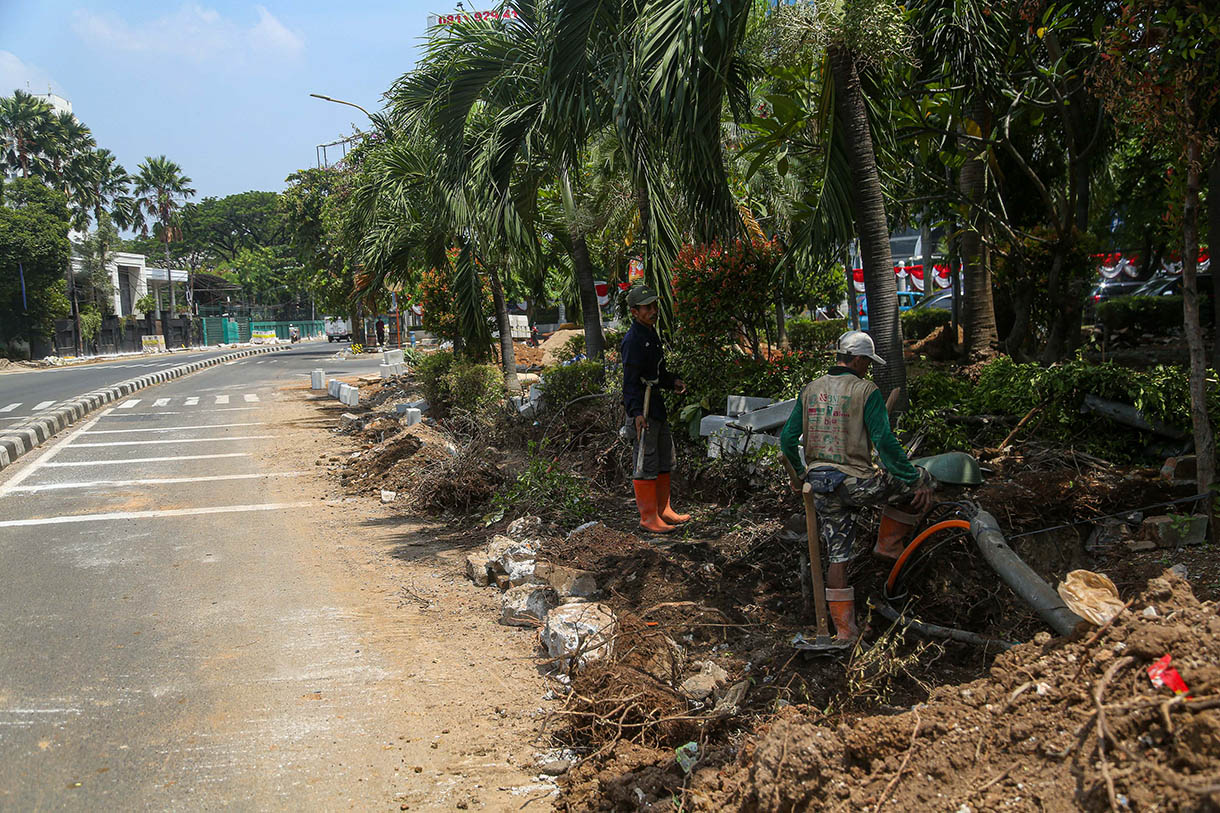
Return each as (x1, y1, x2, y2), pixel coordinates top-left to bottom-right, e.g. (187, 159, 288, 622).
(383, 348, 404, 366)
(311, 369, 325, 390)
(403, 408, 422, 426)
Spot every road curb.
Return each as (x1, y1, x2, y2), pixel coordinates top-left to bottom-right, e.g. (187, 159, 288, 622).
(0, 344, 290, 473)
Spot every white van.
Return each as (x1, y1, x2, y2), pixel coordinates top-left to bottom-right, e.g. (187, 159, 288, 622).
(324, 317, 351, 342)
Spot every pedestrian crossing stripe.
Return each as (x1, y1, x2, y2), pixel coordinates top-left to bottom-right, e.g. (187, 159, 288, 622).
(2, 394, 267, 416)
(216, 395, 230, 404)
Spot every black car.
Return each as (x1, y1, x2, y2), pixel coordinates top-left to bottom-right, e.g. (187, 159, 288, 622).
(1132, 274, 1214, 297)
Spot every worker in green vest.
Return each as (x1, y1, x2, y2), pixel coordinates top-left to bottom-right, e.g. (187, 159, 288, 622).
(778, 330, 934, 643)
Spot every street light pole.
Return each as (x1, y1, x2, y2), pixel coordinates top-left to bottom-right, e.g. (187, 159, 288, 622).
(310, 91, 375, 349)
(309, 93, 372, 120)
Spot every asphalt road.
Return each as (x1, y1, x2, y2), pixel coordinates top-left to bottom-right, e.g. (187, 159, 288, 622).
(0, 344, 411, 808)
(0, 348, 253, 429)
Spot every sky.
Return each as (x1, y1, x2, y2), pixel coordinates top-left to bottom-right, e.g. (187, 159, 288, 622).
(2, 0, 444, 199)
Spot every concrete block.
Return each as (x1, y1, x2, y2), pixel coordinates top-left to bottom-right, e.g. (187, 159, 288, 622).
(328, 380, 341, 398)
(403, 408, 422, 426)
(466, 554, 493, 587)
(499, 584, 558, 627)
(729, 398, 797, 432)
(726, 395, 775, 417)
(699, 414, 733, 437)
(311, 370, 325, 389)
(1141, 514, 1209, 548)
(379, 364, 395, 378)
(541, 602, 617, 668)
(534, 561, 599, 598)
(383, 348, 404, 366)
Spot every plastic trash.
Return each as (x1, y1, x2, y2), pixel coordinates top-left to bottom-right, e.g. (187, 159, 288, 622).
(1056, 569, 1125, 626)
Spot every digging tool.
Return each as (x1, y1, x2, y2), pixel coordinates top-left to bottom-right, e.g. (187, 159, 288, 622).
(781, 457, 848, 653)
(634, 378, 659, 476)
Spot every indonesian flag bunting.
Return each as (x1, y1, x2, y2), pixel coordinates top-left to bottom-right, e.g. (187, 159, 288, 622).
(594, 280, 610, 306)
(411, 304, 423, 316)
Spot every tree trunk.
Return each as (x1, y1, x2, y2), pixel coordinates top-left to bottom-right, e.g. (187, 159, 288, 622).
(1182, 135, 1216, 494)
(560, 166, 606, 361)
(570, 234, 606, 361)
(920, 206, 935, 302)
(163, 237, 174, 345)
(487, 263, 521, 392)
(1209, 156, 1220, 368)
(830, 44, 905, 406)
(844, 247, 859, 330)
(958, 100, 998, 359)
(775, 288, 788, 347)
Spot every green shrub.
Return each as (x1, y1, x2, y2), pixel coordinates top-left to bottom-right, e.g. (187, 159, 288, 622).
(539, 359, 608, 409)
(557, 332, 585, 361)
(901, 308, 951, 340)
(902, 356, 1219, 460)
(603, 327, 626, 354)
(444, 360, 503, 419)
(668, 334, 830, 420)
(1095, 295, 1183, 334)
(786, 318, 848, 352)
(491, 440, 593, 526)
(416, 350, 456, 408)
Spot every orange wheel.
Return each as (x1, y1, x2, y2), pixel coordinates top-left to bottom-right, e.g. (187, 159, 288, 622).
(885, 519, 971, 598)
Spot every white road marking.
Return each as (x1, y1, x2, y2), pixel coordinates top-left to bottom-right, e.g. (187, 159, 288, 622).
(0, 409, 113, 498)
(83, 421, 267, 435)
(116, 399, 141, 409)
(0, 502, 315, 528)
(33, 401, 55, 411)
(8, 472, 306, 493)
(184, 397, 199, 406)
(70, 435, 273, 448)
(215, 395, 230, 404)
(96, 407, 260, 417)
(45, 453, 250, 467)
(0, 403, 20, 413)
(152, 398, 170, 407)
(244, 393, 260, 402)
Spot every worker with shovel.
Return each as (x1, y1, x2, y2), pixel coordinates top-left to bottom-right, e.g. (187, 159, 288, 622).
(622, 285, 689, 534)
(779, 330, 934, 644)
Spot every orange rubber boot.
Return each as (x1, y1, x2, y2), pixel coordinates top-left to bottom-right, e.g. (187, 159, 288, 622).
(656, 472, 690, 524)
(633, 480, 676, 534)
(826, 587, 858, 643)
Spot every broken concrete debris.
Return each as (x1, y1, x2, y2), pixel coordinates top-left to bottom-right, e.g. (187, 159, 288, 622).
(466, 553, 492, 587)
(679, 660, 729, 701)
(500, 584, 559, 627)
(380, 489, 397, 504)
(534, 561, 599, 598)
(507, 515, 542, 539)
(540, 601, 617, 668)
(700, 395, 792, 458)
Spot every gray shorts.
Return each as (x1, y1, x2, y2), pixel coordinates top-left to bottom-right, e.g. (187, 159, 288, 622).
(625, 418, 674, 480)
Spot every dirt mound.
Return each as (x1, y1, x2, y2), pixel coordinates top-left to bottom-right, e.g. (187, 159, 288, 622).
(539, 524, 656, 571)
(696, 571, 1220, 811)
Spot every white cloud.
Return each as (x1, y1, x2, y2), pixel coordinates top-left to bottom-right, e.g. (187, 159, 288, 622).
(0, 51, 64, 97)
(71, 4, 304, 64)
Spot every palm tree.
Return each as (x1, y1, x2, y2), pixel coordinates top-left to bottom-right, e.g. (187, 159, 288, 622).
(73, 149, 141, 313)
(132, 156, 195, 320)
(0, 90, 53, 178)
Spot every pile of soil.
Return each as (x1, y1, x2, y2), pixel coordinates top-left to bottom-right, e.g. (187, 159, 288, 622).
(695, 571, 1220, 811)
(340, 422, 456, 494)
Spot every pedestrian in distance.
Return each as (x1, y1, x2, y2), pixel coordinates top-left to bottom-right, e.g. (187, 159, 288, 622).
(778, 330, 935, 643)
(621, 285, 689, 534)
(375, 318, 386, 347)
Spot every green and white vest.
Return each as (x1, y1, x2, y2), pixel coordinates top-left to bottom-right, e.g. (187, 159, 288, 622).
(801, 373, 878, 479)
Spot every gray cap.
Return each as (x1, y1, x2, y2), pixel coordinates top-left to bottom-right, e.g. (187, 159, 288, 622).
(627, 285, 658, 307)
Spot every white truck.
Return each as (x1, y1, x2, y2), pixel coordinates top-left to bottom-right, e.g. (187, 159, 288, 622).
(325, 317, 352, 342)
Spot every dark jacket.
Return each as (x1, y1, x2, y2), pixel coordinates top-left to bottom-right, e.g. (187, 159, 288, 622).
(621, 320, 676, 421)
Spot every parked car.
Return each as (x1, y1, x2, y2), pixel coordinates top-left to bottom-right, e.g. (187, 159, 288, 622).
(324, 317, 352, 342)
(910, 289, 954, 312)
(1085, 279, 1146, 319)
(858, 290, 923, 330)
(1131, 273, 1213, 297)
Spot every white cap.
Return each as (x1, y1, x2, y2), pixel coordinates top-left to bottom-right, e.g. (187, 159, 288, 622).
(837, 330, 886, 366)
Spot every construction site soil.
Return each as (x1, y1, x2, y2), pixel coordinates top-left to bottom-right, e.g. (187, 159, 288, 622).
(320, 370, 1218, 812)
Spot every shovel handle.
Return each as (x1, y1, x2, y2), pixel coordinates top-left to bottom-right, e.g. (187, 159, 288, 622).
(781, 457, 831, 639)
(634, 380, 656, 476)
